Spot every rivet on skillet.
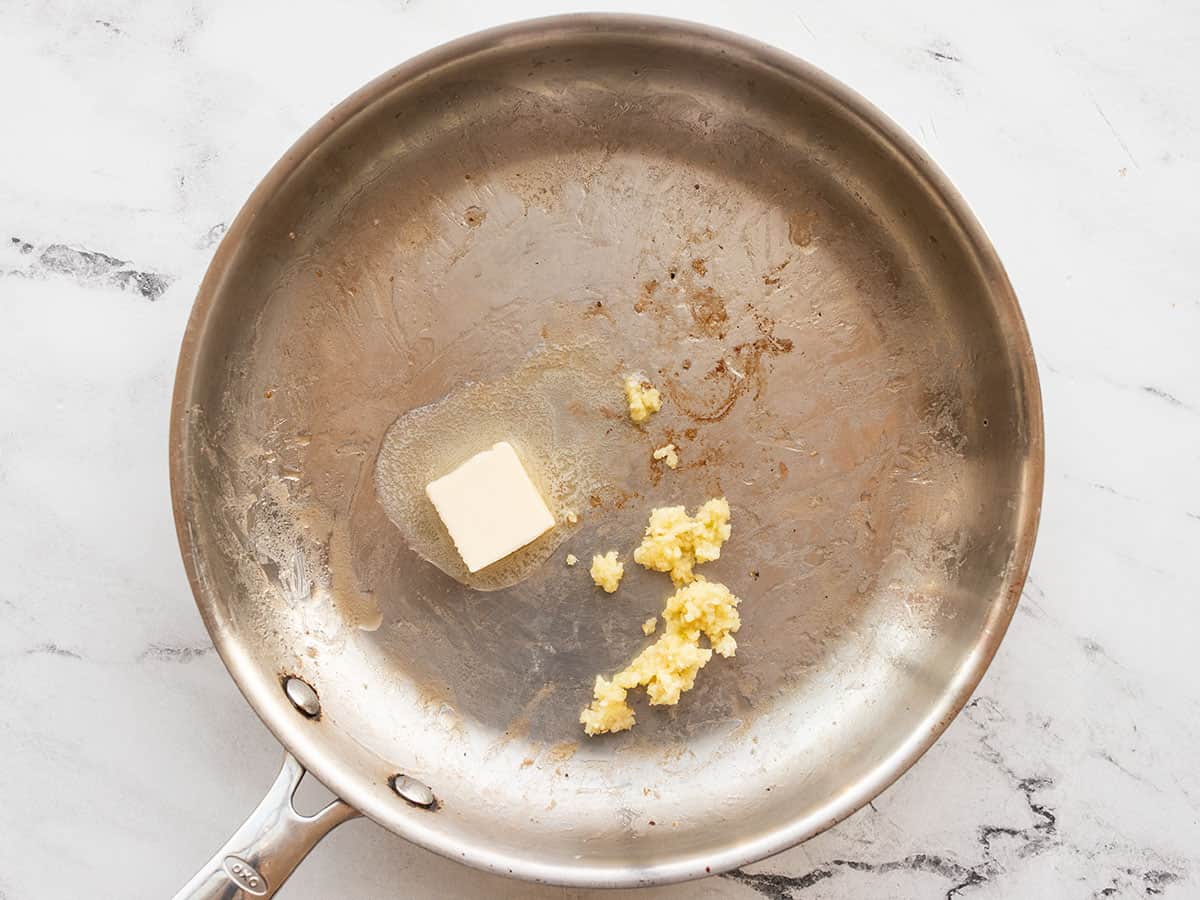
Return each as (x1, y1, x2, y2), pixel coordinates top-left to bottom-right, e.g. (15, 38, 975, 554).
(283, 676, 320, 717)
(391, 774, 436, 808)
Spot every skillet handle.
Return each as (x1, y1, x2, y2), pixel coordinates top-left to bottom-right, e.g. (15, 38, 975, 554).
(173, 751, 360, 900)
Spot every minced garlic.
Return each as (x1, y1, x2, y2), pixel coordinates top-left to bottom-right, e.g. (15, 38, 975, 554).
(632, 497, 731, 586)
(653, 443, 679, 469)
(624, 376, 662, 423)
(580, 578, 741, 735)
(590, 551, 624, 593)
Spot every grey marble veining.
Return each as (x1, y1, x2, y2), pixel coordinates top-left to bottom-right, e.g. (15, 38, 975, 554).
(1, 1, 1198, 898)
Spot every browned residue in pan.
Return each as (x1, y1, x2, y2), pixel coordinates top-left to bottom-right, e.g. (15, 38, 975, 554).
(763, 259, 790, 286)
(634, 278, 660, 313)
(583, 299, 613, 321)
(543, 741, 579, 763)
(677, 441, 725, 473)
(665, 330, 794, 423)
(688, 286, 727, 337)
(647, 440, 669, 484)
(612, 487, 638, 509)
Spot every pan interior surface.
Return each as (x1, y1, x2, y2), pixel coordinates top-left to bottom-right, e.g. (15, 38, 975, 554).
(173, 18, 1041, 886)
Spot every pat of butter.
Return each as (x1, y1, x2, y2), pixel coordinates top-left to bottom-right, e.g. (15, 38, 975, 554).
(425, 442, 555, 572)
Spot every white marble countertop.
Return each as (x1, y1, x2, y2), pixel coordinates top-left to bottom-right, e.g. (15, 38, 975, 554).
(2, 1, 1197, 898)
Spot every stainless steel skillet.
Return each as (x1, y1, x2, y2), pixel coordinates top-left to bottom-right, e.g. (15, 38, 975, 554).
(170, 14, 1043, 897)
